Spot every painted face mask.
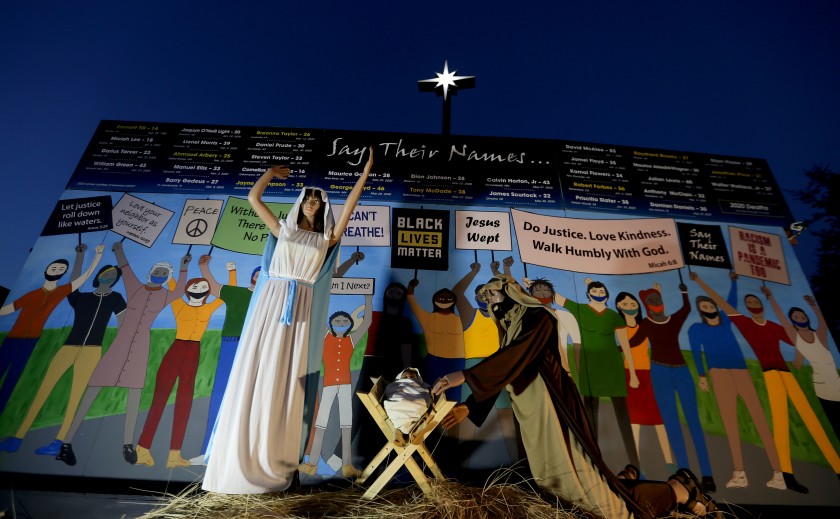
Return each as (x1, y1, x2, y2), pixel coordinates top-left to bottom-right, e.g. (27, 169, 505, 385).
(791, 316, 811, 328)
(646, 304, 665, 314)
(747, 306, 764, 315)
(150, 275, 169, 285)
(187, 290, 210, 301)
(701, 310, 719, 320)
(589, 294, 608, 303)
(621, 308, 640, 317)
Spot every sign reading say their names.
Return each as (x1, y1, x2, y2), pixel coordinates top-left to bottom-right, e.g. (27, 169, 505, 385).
(173, 199, 224, 245)
(42, 195, 113, 236)
(676, 221, 732, 270)
(111, 194, 174, 247)
(455, 210, 511, 250)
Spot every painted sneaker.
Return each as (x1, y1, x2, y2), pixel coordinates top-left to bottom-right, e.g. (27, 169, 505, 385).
(189, 453, 207, 466)
(725, 470, 748, 488)
(166, 450, 189, 468)
(123, 443, 137, 465)
(57, 443, 77, 466)
(298, 462, 318, 475)
(342, 464, 362, 478)
(135, 445, 155, 467)
(766, 471, 786, 490)
(35, 439, 62, 456)
(783, 472, 809, 494)
(0, 437, 22, 453)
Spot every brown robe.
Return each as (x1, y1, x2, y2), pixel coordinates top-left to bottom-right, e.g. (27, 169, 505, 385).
(463, 306, 653, 519)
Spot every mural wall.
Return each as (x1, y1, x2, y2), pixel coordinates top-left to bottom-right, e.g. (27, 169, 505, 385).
(0, 121, 837, 507)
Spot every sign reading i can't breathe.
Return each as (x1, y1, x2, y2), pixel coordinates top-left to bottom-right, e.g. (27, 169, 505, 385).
(390, 208, 449, 271)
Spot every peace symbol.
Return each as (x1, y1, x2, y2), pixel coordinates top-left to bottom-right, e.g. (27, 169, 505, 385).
(186, 219, 208, 237)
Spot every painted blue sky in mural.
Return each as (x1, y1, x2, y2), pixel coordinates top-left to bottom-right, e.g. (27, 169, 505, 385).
(1, 1, 839, 288)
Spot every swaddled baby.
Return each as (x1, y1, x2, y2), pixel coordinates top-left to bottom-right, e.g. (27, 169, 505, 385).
(383, 368, 433, 444)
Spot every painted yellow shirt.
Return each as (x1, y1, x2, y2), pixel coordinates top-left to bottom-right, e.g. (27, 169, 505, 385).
(172, 298, 225, 341)
(463, 308, 500, 359)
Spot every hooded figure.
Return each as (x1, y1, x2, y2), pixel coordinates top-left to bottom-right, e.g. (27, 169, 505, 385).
(203, 186, 343, 494)
(436, 275, 649, 519)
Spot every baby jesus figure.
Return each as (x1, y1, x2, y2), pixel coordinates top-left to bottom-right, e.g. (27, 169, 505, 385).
(383, 368, 433, 446)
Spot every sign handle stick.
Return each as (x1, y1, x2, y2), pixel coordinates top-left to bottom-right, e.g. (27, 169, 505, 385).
(77, 232, 82, 246)
(523, 262, 529, 279)
(356, 246, 360, 265)
(208, 245, 215, 256)
(474, 250, 478, 264)
(120, 236, 127, 243)
(413, 268, 418, 280)
(187, 244, 193, 256)
(678, 269, 684, 285)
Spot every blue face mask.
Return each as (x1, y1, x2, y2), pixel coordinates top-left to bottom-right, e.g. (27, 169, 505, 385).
(621, 308, 640, 316)
(590, 294, 608, 303)
(792, 317, 810, 328)
(149, 274, 168, 285)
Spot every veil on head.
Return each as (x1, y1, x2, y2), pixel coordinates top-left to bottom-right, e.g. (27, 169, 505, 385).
(282, 187, 335, 240)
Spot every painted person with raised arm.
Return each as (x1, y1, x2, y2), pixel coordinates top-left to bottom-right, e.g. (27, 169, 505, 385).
(629, 280, 715, 492)
(550, 277, 640, 469)
(0, 244, 103, 417)
(692, 271, 840, 493)
(203, 148, 373, 494)
(685, 274, 783, 490)
(760, 284, 840, 487)
(0, 244, 108, 458)
(59, 242, 189, 466)
(773, 293, 840, 437)
(191, 255, 259, 465)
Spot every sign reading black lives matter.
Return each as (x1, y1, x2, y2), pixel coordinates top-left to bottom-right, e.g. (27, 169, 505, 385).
(391, 208, 449, 271)
(41, 195, 113, 236)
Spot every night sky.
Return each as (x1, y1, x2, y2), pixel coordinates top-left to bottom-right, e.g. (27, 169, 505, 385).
(1, 1, 838, 288)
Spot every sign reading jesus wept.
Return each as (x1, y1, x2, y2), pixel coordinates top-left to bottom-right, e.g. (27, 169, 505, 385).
(211, 197, 292, 255)
(728, 226, 790, 285)
(173, 199, 224, 245)
(111, 194, 174, 247)
(511, 209, 683, 274)
(454, 210, 512, 251)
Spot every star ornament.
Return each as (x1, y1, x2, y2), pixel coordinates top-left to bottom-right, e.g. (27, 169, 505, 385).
(418, 61, 475, 100)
